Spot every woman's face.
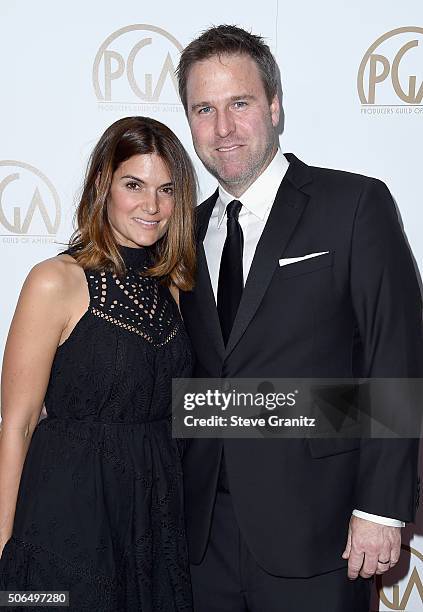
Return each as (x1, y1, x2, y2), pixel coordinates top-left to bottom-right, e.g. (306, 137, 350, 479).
(107, 153, 174, 248)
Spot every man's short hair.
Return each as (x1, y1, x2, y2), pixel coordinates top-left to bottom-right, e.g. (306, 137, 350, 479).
(177, 24, 279, 112)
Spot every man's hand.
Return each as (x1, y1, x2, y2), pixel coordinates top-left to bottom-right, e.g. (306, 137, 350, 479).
(342, 515, 401, 580)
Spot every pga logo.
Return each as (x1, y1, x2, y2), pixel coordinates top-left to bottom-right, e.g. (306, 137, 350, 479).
(92, 24, 183, 104)
(358, 27, 423, 105)
(0, 161, 60, 236)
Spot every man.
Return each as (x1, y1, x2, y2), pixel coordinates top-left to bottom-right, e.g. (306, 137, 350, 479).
(176, 25, 422, 611)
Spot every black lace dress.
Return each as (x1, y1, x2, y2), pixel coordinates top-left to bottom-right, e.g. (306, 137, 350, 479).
(0, 246, 194, 611)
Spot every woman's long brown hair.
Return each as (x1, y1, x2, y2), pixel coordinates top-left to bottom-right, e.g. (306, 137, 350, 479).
(69, 116, 197, 290)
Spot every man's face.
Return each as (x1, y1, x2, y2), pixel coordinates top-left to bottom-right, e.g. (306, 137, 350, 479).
(186, 53, 280, 196)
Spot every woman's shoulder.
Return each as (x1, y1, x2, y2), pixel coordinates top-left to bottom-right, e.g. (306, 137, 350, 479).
(23, 252, 86, 301)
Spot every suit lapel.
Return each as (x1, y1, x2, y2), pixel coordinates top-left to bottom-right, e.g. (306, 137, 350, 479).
(225, 154, 313, 357)
(192, 191, 226, 359)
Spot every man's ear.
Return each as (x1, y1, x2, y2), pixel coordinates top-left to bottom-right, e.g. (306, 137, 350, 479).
(270, 94, 280, 127)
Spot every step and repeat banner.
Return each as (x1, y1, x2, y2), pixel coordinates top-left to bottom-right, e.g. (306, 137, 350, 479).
(1, 1, 422, 609)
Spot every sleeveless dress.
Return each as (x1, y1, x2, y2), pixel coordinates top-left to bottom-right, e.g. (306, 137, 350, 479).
(0, 246, 194, 611)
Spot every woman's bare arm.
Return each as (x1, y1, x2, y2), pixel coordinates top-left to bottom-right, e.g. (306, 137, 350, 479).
(0, 258, 74, 554)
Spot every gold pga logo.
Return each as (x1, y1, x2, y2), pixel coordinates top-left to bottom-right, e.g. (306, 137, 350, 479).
(0, 161, 61, 237)
(376, 545, 423, 610)
(92, 24, 183, 104)
(358, 27, 423, 106)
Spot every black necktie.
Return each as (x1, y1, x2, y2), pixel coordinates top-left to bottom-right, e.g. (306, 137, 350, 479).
(217, 200, 244, 345)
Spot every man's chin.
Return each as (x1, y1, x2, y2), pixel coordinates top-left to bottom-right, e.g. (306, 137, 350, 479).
(200, 158, 252, 187)
(213, 166, 250, 185)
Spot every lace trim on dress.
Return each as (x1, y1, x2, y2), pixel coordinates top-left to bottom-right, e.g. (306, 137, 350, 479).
(86, 256, 179, 347)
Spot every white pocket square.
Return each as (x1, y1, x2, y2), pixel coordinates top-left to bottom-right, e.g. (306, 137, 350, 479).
(278, 251, 329, 267)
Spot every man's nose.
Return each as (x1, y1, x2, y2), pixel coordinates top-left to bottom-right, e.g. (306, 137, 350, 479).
(215, 109, 235, 138)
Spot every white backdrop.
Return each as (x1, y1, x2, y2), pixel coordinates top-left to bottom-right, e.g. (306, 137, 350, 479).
(1, 1, 422, 609)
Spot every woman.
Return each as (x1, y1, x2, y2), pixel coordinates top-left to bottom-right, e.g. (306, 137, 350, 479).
(0, 116, 196, 610)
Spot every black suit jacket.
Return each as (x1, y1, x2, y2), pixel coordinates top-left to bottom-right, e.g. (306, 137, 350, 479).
(180, 154, 422, 577)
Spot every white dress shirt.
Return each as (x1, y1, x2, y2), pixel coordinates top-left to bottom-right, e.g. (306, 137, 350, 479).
(203, 148, 404, 528)
(204, 149, 289, 298)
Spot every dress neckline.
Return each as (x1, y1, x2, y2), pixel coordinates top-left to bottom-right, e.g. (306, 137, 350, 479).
(118, 245, 150, 270)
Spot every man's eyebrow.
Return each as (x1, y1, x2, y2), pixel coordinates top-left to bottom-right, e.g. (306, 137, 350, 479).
(229, 94, 256, 102)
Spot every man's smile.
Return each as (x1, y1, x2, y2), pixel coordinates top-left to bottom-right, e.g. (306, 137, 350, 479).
(216, 145, 244, 152)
